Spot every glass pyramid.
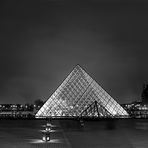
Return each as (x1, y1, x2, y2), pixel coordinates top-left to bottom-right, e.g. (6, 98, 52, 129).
(36, 65, 128, 118)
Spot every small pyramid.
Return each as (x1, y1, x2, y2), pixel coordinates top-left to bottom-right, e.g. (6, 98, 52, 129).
(36, 65, 128, 118)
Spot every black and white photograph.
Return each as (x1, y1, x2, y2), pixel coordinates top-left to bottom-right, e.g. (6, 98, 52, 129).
(0, 0, 148, 148)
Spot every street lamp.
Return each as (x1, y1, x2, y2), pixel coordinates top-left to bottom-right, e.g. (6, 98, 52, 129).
(42, 131, 50, 142)
(42, 117, 52, 142)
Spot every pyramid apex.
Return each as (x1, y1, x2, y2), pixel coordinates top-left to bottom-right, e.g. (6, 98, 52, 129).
(75, 64, 81, 68)
(74, 64, 84, 70)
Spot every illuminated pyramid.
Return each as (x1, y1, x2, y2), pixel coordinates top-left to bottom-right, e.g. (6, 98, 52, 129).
(36, 65, 128, 118)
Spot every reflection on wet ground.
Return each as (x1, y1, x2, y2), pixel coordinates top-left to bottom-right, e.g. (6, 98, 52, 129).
(0, 119, 148, 148)
(135, 121, 148, 130)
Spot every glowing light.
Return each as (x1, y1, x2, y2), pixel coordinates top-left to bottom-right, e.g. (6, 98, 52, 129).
(36, 65, 128, 118)
(28, 139, 64, 144)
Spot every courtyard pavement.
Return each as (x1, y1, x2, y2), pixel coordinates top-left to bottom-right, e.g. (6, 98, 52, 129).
(0, 119, 148, 148)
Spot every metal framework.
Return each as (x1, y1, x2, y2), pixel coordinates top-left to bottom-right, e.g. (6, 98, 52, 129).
(36, 65, 128, 118)
(80, 101, 113, 118)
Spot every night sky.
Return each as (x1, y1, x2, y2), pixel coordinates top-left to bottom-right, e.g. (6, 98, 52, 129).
(0, 0, 148, 104)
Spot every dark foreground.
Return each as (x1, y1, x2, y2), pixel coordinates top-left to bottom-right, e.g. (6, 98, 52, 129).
(0, 119, 148, 148)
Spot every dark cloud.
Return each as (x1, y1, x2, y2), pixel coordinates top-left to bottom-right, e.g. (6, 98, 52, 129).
(0, 0, 148, 104)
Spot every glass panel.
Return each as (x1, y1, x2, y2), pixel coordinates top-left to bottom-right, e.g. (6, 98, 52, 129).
(36, 65, 128, 118)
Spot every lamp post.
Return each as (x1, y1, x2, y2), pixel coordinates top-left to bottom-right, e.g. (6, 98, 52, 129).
(42, 117, 52, 142)
(42, 130, 50, 142)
